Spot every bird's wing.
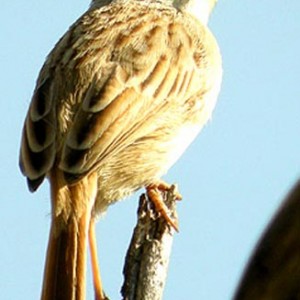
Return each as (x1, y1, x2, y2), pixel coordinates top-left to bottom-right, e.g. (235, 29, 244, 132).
(20, 66, 57, 191)
(60, 17, 207, 183)
(20, 4, 218, 189)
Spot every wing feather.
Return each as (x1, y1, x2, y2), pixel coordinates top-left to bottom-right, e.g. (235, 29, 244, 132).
(61, 49, 201, 182)
(20, 71, 57, 190)
(19, 2, 220, 190)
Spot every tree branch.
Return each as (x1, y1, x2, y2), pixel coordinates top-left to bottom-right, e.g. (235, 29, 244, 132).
(121, 185, 178, 300)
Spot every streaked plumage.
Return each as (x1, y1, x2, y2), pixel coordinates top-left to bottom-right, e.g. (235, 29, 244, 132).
(20, 0, 222, 299)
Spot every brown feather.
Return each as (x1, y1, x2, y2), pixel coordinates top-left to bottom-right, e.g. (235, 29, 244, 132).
(19, 0, 222, 298)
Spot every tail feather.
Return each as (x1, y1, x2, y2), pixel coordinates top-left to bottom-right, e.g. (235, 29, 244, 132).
(41, 171, 97, 300)
(41, 213, 89, 300)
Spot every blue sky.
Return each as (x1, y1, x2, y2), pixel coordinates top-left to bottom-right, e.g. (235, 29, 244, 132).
(1, 1, 300, 299)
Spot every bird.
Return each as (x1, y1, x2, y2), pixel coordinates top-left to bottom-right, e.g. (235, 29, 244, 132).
(19, 0, 222, 299)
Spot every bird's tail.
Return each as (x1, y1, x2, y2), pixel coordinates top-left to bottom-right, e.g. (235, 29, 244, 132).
(41, 171, 98, 300)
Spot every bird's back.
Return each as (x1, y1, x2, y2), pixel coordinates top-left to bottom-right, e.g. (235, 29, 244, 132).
(20, 0, 222, 211)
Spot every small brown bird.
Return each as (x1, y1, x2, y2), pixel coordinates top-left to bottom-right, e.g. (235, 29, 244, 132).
(19, 0, 222, 299)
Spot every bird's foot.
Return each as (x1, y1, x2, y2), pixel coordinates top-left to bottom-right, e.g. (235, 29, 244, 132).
(146, 182, 181, 232)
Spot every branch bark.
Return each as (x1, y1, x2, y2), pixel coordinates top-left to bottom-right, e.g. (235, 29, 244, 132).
(121, 185, 178, 300)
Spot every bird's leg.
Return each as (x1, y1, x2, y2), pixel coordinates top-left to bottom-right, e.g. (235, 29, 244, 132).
(146, 182, 181, 232)
(89, 219, 106, 300)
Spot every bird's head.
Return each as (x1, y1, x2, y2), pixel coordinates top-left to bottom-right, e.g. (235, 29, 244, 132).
(90, 0, 217, 25)
(173, 0, 217, 24)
